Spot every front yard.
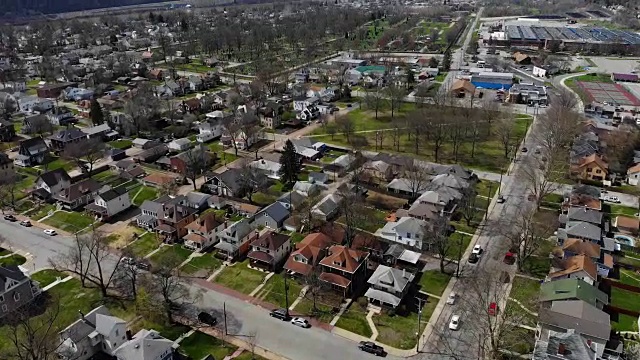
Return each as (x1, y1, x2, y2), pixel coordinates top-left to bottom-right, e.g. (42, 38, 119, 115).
(335, 304, 372, 338)
(254, 274, 303, 308)
(25, 203, 56, 221)
(148, 245, 192, 268)
(213, 259, 267, 294)
(509, 276, 541, 311)
(374, 297, 436, 350)
(42, 211, 96, 233)
(418, 270, 452, 296)
(180, 254, 222, 277)
(124, 232, 160, 258)
(31, 269, 67, 288)
(179, 331, 237, 360)
(294, 298, 336, 323)
(0, 254, 27, 267)
(446, 233, 472, 260)
(611, 286, 640, 313)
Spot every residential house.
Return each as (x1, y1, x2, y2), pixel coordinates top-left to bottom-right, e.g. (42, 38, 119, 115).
(184, 191, 212, 212)
(539, 278, 608, 309)
(293, 96, 320, 112)
(365, 265, 415, 309)
(184, 213, 226, 251)
(86, 187, 131, 221)
(49, 128, 86, 152)
(557, 221, 602, 244)
(387, 178, 428, 197)
(248, 232, 292, 271)
(141, 173, 178, 188)
(284, 233, 333, 278)
(311, 194, 341, 221)
(170, 147, 214, 177)
(415, 188, 461, 214)
(112, 329, 175, 360)
(136, 195, 184, 231)
(375, 217, 427, 250)
(537, 300, 612, 359)
(53, 178, 103, 210)
(361, 160, 394, 184)
(0, 120, 15, 142)
(46, 107, 77, 126)
(155, 201, 198, 242)
(0, 265, 42, 318)
(319, 245, 369, 297)
(277, 191, 307, 211)
(197, 118, 224, 143)
(167, 138, 192, 153)
(403, 202, 441, 221)
(32, 168, 72, 200)
(533, 330, 603, 360)
(547, 254, 598, 285)
(134, 144, 168, 163)
(382, 244, 422, 271)
(259, 102, 284, 129)
(570, 154, 608, 181)
(559, 207, 604, 228)
(82, 123, 116, 141)
(112, 159, 146, 180)
(17, 95, 53, 113)
(308, 172, 329, 185)
(205, 168, 245, 197)
(450, 79, 476, 97)
(0, 153, 15, 184)
(292, 181, 321, 197)
(255, 202, 290, 230)
(21, 114, 50, 135)
(251, 159, 281, 180)
(132, 138, 160, 149)
(613, 215, 639, 235)
(37, 82, 74, 98)
(14, 137, 48, 167)
(430, 173, 470, 190)
(214, 219, 255, 260)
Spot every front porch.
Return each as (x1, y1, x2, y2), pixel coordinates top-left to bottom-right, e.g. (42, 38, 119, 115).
(155, 224, 178, 243)
(247, 250, 275, 271)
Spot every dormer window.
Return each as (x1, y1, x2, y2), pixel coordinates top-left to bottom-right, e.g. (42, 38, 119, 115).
(406, 233, 411, 239)
(13, 293, 20, 302)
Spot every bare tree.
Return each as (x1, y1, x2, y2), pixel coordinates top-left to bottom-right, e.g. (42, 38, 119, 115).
(114, 248, 142, 300)
(238, 159, 269, 204)
(303, 265, 330, 315)
(124, 82, 157, 136)
(406, 110, 426, 154)
(448, 114, 466, 163)
(552, 87, 579, 110)
(238, 114, 262, 159)
(427, 109, 449, 163)
(363, 88, 386, 119)
(385, 83, 405, 118)
(502, 210, 554, 272)
(50, 229, 123, 298)
(423, 216, 452, 273)
(335, 115, 356, 144)
(401, 159, 430, 199)
(62, 138, 106, 177)
(337, 187, 369, 248)
(479, 98, 499, 136)
(4, 296, 66, 360)
(494, 116, 515, 159)
(0, 174, 21, 212)
(459, 186, 478, 227)
(221, 116, 242, 157)
(182, 145, 211, 191)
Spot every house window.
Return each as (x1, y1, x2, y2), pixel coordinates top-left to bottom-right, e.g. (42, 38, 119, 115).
(0, 295, 3, 303)
(13, 293, 19, 302)
(587, 167, 593, 173)
(595, 169, 602, 174)
(1, 305, 6, 312)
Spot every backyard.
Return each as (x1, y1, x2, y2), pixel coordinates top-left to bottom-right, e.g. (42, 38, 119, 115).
(131, 185, 159, 206)
(42, 211, 96, 233)
(213, 259, 267, 294)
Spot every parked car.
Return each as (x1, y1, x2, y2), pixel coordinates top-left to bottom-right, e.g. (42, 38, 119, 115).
(602, 195, 621, 203)
(468, 253, 479, 264)
(496, 195, 505, 204)
(291, 317, 310, 328)
(198, 312, 218, 326)
(19, 220, 31, 227)
(446, 292, 456, 305)
(270, 308, 290, 321)
(472, 245, 483, 256)
(488, 302, 498, 316)
(44, 229, 57, 236)
(136, 261, 151, 271)
(503, 252, 516, 265)
(3, 214, 16, 221)
(358, 341, 385, 356)
(449, 315, 461, 331)
(521, 147, 528, 153)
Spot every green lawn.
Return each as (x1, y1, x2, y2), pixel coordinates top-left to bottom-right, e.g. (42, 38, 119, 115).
(446, 233, 472, 260)
(475, 180, 499, 198)
(0, 254, 26, 267)
(43, 211, 96, 233)
(180, 254, 222, 276)
(611, 287, 640, 312)
(39, 157, 74, 172)
(108, 139, 133, 149)
(505, 301, 538, 327)
(617, 254, 640, 268)
(294, 298, 335, 323)
(521, 256, 551, 279)
(509, 276, 541, 311)
(31, 269, 67, 287)
(214, 259, 266, 294)
(619, 269, 640, 287)
(374, 298, 436, 350)
(337, 207, 388, 233)
(135, 318, 190, 341)
(132, 185, 158, 206)
(612, 313, 639, 332)
(434, 72, 448, 82)
(606, 204, 638, 217)
(179, 331, 237, 360)
(148, 245, 192, 268)
(290, 232, 305, 244)
(93, 170, 120, 184)
(335, 307, 372, 338)
(25, 203, 56, 221)
(255, 274, 302, 308)
(418, 270, 452, 296)
(125, 232, 160, 258)
(570, 72, 613, 83)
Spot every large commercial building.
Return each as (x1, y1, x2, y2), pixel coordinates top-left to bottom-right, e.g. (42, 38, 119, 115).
(470, 72, 514, 90)
(503, 23, 640, 54)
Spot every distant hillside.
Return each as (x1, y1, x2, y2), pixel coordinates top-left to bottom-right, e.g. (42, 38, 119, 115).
(0, 0, 171, 17)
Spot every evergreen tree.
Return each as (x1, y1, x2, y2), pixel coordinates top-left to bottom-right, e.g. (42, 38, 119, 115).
(442, 50, 452, 71)
(406, 67, 415, 89)
(279, 140, 301, 185)
(89, 98, 104, 126)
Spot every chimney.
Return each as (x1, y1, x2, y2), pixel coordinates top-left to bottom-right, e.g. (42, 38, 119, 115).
(402, 268, 407, 279)
(126, 329, 133, 340)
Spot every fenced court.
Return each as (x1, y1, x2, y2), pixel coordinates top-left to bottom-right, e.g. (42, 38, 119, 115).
(577, 81, 640, 106)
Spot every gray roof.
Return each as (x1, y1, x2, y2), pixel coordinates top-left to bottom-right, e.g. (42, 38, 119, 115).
(216, 168, 243, 193)
(113, 329, 173, 360)
(308, 172, 329, 184)
(367, 265, 414, 293)
(430, 173, 469, 190)
(565, 221, 602, 242)
(365, 288, 402, 307)
(98, 186, 128, 202)
(94, 313, 125, 336)
(185, 191, 211, 206)
(215, 241, 238, 252)
(538, 300, 610, 340)
(81, 123, 111, 136)
(277, 191, 306, 208)
(38, 168, 71, 187)
(259, 202, 290, 223)
(59, 305, 111, 343)
(313, 194, 340, 216)
(566, 207, 603, 225)
(385, 244, 406, 258)
(0, 265, 26, 290)
(533, 329, 597, 360)
(170, 137, 191, 146)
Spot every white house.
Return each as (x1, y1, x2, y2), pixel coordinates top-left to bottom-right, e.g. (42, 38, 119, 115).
(197, 120, 223, 143)
(34, 169, 71, 198)
(311, 194, 341, 220)
(17, 96, 54, 113)
(375, 217, 427, 250)
(248, 231, 292, 271)
(184, 212, 227, 251)
(293, 96, 320, 111)
(532, 66, 547, 78)
(292, 181, 321, 197)
(168, 138, 192, 152)
(251, 159, 281, 179)
(627, 163, 640, 186)
(86, 187, 132, 220)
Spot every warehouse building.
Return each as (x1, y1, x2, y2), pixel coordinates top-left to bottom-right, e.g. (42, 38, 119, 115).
(507, 83, 548, 105)
(471, 72, 514, 90)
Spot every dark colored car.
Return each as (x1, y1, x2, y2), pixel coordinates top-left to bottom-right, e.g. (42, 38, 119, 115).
(359, 341, 385, 356)
(4, 214, 16, 221)
(19, 220, 31, 227)
(468, 253, 479, 264)
(504, 252, 516, 265)
(136, 261, 151, 271)
(269, 308, 290, 321)
(198, 312, 218, 326)
(521, 147, 528, 153)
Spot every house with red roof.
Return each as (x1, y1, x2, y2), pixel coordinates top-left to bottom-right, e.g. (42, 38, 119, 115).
(319, 245, 369, 297)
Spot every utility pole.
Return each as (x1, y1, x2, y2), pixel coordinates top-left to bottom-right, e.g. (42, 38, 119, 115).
(284, 274, 290, 317)
(223, 302, 228, 336)
(415, 296, 425, 352)
(485, 182, 492, 220)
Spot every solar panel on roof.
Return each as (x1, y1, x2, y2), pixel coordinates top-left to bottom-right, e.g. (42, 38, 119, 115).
(519, 26, 537, 40)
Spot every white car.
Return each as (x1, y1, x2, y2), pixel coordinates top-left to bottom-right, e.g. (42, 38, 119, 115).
(44, 229, 57, 236)
(449, 315, 460, 331)
(291, 317, 310, 328)
(603, 195, 621, 203)
(446, 292, 456, 305)
(472, 245, 483, 256)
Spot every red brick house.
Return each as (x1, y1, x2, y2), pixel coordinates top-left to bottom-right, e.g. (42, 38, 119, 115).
(319, 245, 369, 297)
(156, 203, 198, 243)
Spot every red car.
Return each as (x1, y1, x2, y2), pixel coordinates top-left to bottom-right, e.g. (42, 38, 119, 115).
(488, 302, 498, 316)
(503, 252, 516, 265)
